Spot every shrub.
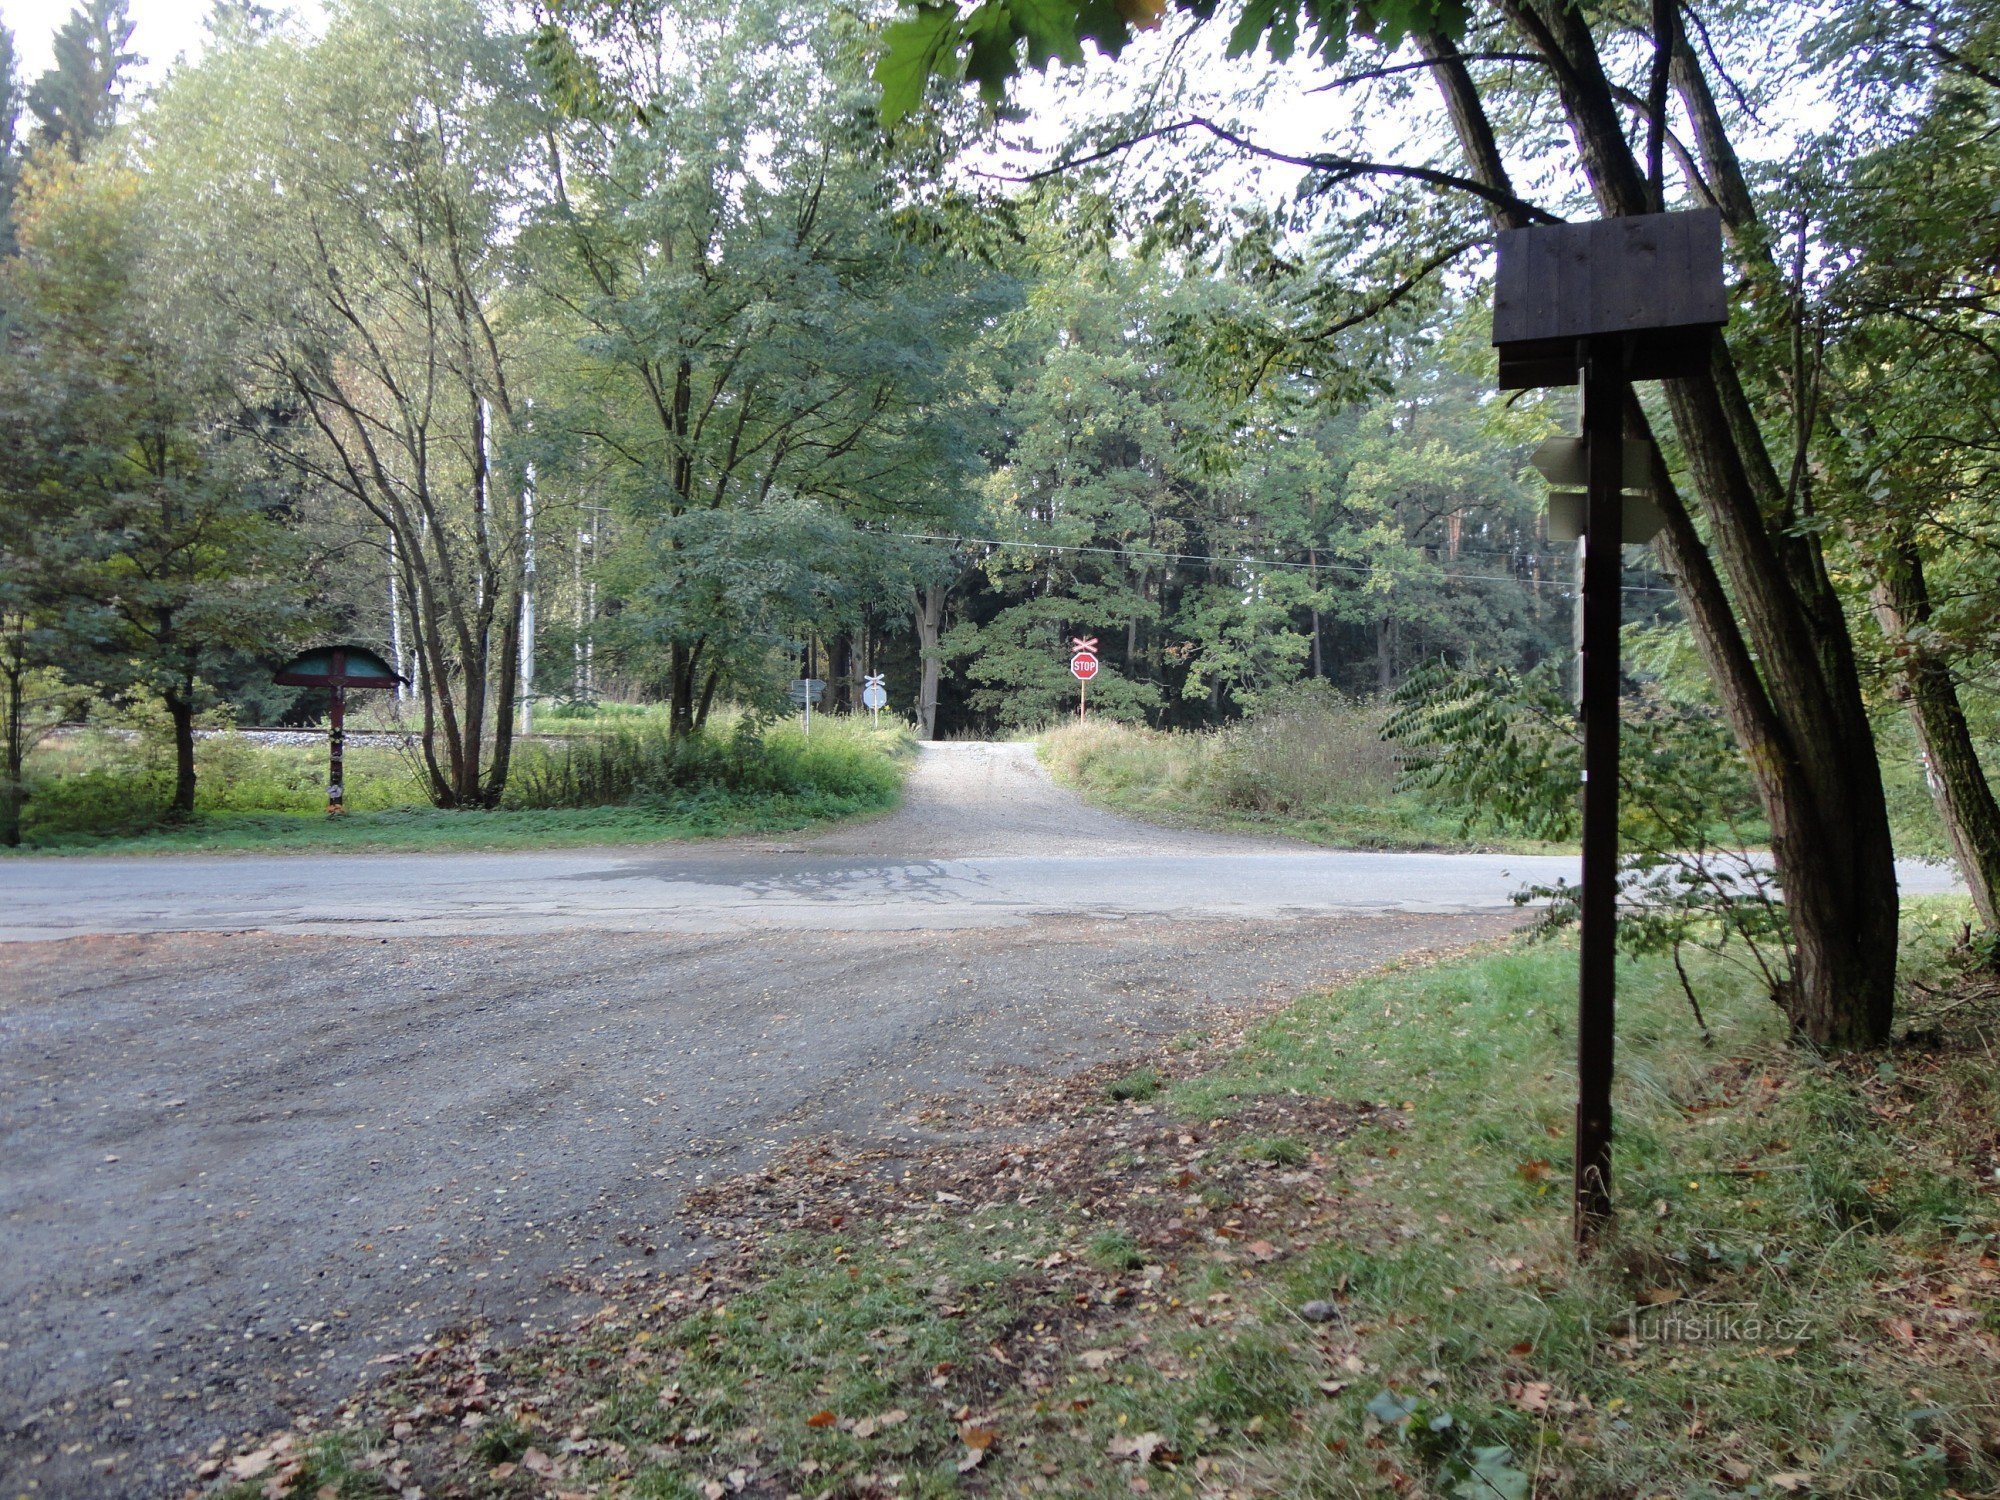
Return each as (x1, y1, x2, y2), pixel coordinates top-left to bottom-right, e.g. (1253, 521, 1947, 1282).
(1209, 682, 1397, 814)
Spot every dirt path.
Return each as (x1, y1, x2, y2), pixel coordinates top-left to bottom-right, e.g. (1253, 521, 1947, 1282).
(0, 744, 1529, 1498)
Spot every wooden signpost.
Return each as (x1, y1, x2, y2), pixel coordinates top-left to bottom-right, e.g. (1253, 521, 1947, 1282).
(1491, 210, 1726, 1248)
(272, 645, 404, 818)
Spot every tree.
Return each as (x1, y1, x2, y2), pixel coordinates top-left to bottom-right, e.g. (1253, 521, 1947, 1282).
(148, 0, 539, 807)
(27, 0, 137, 159)
(0, 154, 302, 815)
(879, 0, 1907, 1046)
(526, 0, 1010, 737)
(0, 25, 23, 242)
(1808, 0, 2000, 930)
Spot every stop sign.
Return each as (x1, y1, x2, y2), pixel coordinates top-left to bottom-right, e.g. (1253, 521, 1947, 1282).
(1070, 651, 1099, 681)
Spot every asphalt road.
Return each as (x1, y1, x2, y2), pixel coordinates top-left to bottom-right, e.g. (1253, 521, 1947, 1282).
(0, 744, 1960, 1496)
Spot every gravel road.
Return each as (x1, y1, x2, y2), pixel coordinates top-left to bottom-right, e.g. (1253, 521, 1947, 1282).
(0, 744, 1940, 1496)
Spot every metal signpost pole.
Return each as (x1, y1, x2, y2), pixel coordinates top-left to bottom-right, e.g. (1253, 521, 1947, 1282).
(1574, 347, 1624, 1240)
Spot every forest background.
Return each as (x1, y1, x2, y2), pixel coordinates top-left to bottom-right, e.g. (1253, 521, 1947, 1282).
(2, 0, 1997, 1046)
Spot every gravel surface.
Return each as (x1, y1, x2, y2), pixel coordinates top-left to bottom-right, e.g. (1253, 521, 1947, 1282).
(1, 742, 1536, 1496)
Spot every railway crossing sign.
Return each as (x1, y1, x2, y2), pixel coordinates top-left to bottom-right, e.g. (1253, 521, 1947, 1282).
(862, 673, 888, 724)
(1069, 636, 1099, 719)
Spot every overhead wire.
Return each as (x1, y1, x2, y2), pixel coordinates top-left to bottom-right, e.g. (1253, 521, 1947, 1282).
(859, 528, 1682, 597)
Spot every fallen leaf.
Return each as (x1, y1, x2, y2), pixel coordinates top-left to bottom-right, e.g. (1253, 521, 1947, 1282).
(956, 1446, 987, 1473)
(520, 1447, 558, 1476)
(228, 1449, 274, 1481)
(1079, 1349, 1121, 1370)
(1768, 1474, 1815, 1493)
(877, 1409, 909, 1428)
(852, 1418, 877, 1440)
(1515, 1158, 1551, 1184)
(489, 1465, 517, 1481)
(1246, 1239, 1279, 1262)
(1639, 1287, 1680, 1306)
(1507, 1381, 1552, 1414)
(805, 1410, 836, 1429)
(1108, 1431, 1167, 1464)
(960, 1424, 999, 1450)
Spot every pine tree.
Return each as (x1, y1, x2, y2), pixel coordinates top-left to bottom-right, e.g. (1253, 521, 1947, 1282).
(27, 0, 138, 159)
(0, 27, 21, 241)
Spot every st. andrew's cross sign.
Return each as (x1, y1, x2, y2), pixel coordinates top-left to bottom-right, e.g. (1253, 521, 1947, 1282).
(1491, 210, 1726, 1248)
(273, 645, 404, 817)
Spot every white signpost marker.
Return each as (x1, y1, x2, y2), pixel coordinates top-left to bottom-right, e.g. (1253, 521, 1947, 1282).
(861, 673, 888, 727)
(1069, 635, 1099, 720)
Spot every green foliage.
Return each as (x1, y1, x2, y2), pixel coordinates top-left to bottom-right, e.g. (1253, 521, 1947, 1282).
(873, 0, 1471, 122)
(25, 0, 135, 157)
(1385, 659, 1580, 841)
(1387, 650, 1794, 1009)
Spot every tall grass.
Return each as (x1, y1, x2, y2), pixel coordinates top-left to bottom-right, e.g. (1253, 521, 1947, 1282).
(504, 714, 905, 810)
(1040, 684, 1505, 849)
(9, 710, 909, 851)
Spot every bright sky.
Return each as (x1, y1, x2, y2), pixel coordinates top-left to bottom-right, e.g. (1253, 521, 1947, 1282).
(1, 0, 328, 90)
(2, 0, 219, 85)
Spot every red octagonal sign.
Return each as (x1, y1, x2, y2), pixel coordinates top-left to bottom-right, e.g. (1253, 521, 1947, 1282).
(1070, 651, 1099, 681)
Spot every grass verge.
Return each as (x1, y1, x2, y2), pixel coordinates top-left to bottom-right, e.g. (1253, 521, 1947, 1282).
(1039, 716, 1567, 855)
(199, 907, 2000, 1498)
(10, 718, 910, 854)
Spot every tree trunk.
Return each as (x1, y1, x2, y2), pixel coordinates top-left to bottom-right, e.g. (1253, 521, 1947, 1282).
(669, 638, 703, 740)
(166, 689, 197, 817)
(1376, 616, 1393, 693)
(694, 668, 721, 733)
(913, 582, 945, 740)
(828, 633, 854, 714)
(2, 655, 23, 847)
(1872, 540, 2000, 930)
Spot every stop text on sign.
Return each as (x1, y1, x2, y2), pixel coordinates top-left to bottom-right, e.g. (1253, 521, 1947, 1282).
(1070, 651, 1099, 681)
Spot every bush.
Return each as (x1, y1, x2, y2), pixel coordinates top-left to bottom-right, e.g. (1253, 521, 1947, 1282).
(19, 764, 174, 838)
(1208, 682, 1397, 814)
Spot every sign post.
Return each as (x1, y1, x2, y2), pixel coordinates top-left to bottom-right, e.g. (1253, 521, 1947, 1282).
(1492, 210, 1726, 1249)
(272, 645, 404, 817)
(788, 677, 826, 732)
(862, 673, 888, 727)
(1069, 636, 1099, 720)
